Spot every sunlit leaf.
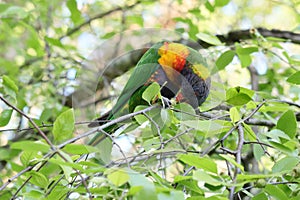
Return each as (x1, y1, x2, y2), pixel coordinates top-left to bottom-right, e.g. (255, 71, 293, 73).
(229, 107, 240, 122)
(219, 154, 244, 172)
(53, 109, 74, 142)
(20, 151, 38, 166)
(226, 87, 254, 106)
(107, 169, 129, 187)
(127, 15, 144, 26)
(276, 110, 296, 138)
(11, 141, 50, 153)
(196, 33, 222, 45)
(287, 71, 300, 85)
(67, 0, 82, 24)
(181, 120, 226, 136)
(29, 171, 49, 188)
(128, 169, 157, 200)
(216, 50, 235, 70)
(193, 169, 221, 186)
(178, 154, 218, 174)
(0, 109, 12, 126)
(0, 5, 28, 19)
(215, 0, 230, 7)
(63, 144, 98, 155)
(272, 156, 299, 173)
(45, 37, 63, 48)
(265, 185, 288, 200)
(142, 82, 160, 105)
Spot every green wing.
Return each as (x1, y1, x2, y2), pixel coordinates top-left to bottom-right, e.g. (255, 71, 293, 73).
(109, 41, 164, 118)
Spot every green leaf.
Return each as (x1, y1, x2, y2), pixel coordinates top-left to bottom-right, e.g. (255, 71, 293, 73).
(45, 36, 64, 48)
(0, 148, 10, 160)
(174, 103, 196, 121)
(20, 151, 38, 166)
(29, 171, 49, 188)
(50, 153, 74, 179)
(0, 5, 28, 19)
(268, 141, 293, 154)
(101, 31, 116, 39)
(11, 141, 50, 153)
(215, 0, 230, 7)
(134, 105, 149, 124)
(205, 1, 214, 12)
(3, 75, 18, 93)
(39, 108, 53, 123)
(196, 33, 222, 45)
(216, 50, 235, 70)
(160, 108, 172, 126)
(253, 144, 265, 161)
(107, 169, 129, 187)
(98, 137, 112, 164)
(237, 53, 252, 67)
(63, 144, 98, 155)
(127, 15, 144, 26)
(178, 154, 218, 174)
(181, 120, 226, 137)
(236, 46, 258, 67)
(252, 192, 268, 200)
(0, 109, 12, 126)
(236, 46, 259, 55)
(265, 185, 288, 200)
(272, 156, 299, 173)
(158, 190, 185, 200)
(49, 156, 84, 171)
(276, 110, 296, 138)
(229, 107, 240, 123)
(287, 71, 300, 85)
(219, 154, 244, 172)
(173, 175, 192, 183)
(142, 82, 160, 105)
(265, 129, 291, 141)
(243, 123, 256, 141)
(227, 93, 252, 106)
(67, 0, 82, 24)
(237, 173, 284, 180)
(53, 109, 74, 142)
(128, 169, 158, 200)
(226, 87, 254, 106)
(193, 169, 221, 186)
(2, 75, 18, 100)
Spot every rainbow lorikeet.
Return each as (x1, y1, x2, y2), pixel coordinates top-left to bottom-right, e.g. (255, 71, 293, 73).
(88, 41, 210, 145)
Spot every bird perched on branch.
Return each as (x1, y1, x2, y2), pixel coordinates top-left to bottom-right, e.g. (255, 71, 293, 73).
(88, 41, 210, 145)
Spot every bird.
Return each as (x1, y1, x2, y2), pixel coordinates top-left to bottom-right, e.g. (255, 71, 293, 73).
(88, 41, 210, 145)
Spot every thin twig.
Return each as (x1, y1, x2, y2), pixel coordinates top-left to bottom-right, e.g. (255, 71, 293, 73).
(100, 129, 131, 168)
(0, 96, 55, 149)
(60, 1, 142, 39)
(201, 100, 266, 156)
(58, 105, 159, 149)
(163, 128, 194, 146)
(229, 124, 244, 200)
(244, 141, 274, 149)
(143, 112, 163, 148)
(1, 105, 159, 193)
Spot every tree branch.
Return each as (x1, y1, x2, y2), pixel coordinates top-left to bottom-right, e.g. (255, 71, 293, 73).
(201, 100, 266, 156)
(0, 96, 55, 150)
(60, 1, 142, 39)
(195, 28, 300, 48)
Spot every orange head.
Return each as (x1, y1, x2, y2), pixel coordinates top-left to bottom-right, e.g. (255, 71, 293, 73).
(158, 42, 189, 72)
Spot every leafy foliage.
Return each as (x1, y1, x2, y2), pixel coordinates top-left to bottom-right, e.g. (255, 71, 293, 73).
(0, 0, 300, 200)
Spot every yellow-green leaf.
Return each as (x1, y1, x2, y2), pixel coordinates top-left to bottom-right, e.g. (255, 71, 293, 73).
(53, 109, 75, 142)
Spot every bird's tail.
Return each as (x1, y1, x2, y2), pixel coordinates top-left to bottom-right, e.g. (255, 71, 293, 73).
(87, 111, 113, 146)
(88, 111, 111, 128)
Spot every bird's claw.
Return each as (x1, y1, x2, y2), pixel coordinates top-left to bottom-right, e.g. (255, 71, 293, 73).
(161, 96, 172, 108)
